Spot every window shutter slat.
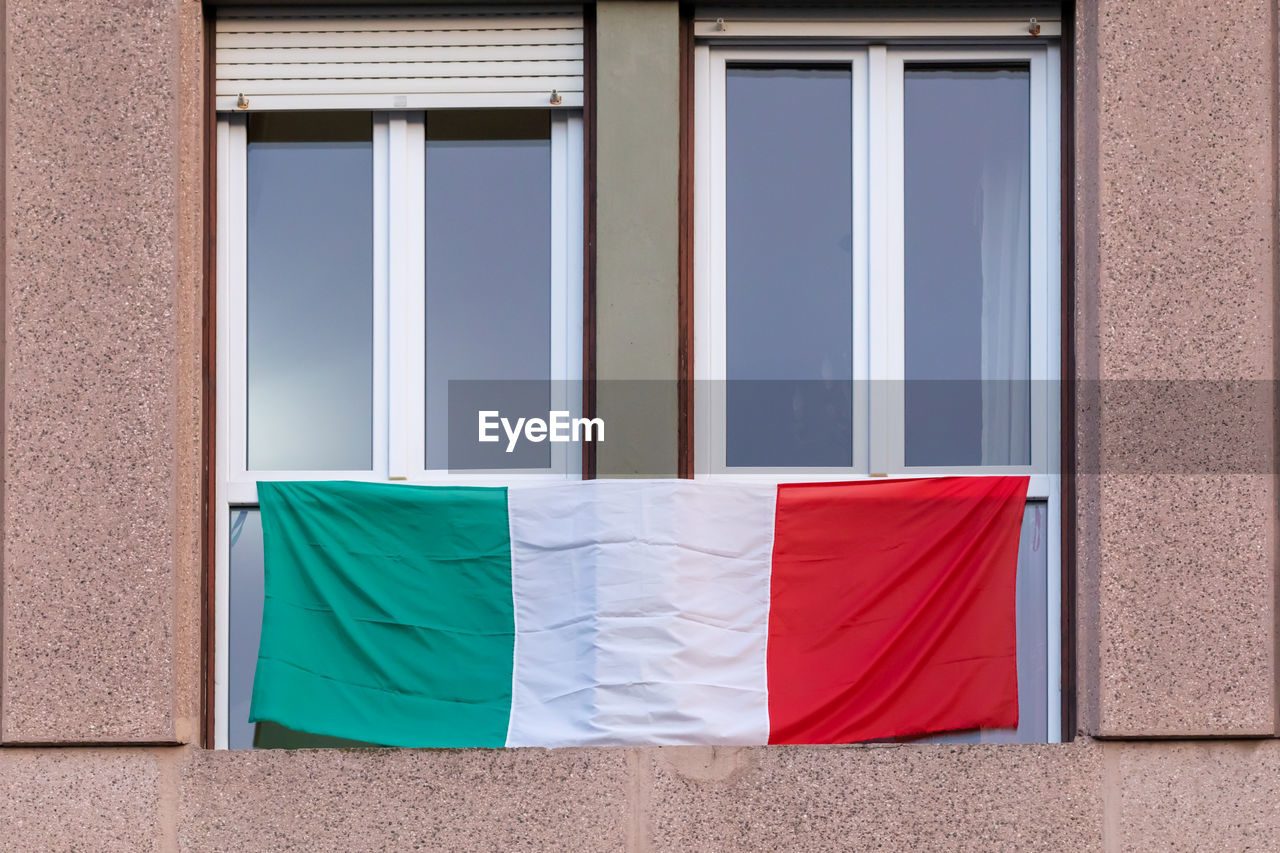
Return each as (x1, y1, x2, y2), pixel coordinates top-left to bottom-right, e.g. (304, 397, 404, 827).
(216, 12, 582, 34)
(216, 29, 583, 50)
(220, 60, 584, 82)
(218, 44, 583, 64)
(215, 8, 584, 110)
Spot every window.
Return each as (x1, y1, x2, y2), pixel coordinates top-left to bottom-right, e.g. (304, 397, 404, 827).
(693, 31, 1061, 741)
(214, 7, 586, 748)
(220, 109, 583, 496)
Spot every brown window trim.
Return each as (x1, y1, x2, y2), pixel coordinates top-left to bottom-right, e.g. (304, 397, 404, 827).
(201, 2, 218, 750)
(582, 3, 598, 481)
(677, 2, 695, 479)
(1058, 0, 1078, 743)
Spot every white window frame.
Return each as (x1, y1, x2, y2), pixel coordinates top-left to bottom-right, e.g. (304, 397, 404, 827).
(214, 109, 584, 748)
(693, 39, 1062, 742)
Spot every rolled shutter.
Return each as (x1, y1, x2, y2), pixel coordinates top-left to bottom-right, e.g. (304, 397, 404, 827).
(215, 7, 584, 111)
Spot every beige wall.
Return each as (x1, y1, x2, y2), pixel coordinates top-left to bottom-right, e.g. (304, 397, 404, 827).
(8, 739, 1280, 851)
(594, 0, 681, 477)
(0, 0, 203, 744)
(0, 0, 1279, 849)
(1076, 0, 1278, 737)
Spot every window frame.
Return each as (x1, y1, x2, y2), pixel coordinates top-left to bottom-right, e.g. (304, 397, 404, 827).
(692, 39, 1062, 742)
(213, 108, 585, 748)
(694, 43, 1059, 486)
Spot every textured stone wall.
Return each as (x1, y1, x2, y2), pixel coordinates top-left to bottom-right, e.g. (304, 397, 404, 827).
(1078, 0, 1277, 737)
(0, 0, 203, 743)
(0, 1, 1277, 850)
(3, 741, 1280, 852)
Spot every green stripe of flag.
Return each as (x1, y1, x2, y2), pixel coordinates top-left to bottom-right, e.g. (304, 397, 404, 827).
(251, 480, 514, 747)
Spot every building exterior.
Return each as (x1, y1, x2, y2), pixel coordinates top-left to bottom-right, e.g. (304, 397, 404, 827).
(0, 0, 1277, 850)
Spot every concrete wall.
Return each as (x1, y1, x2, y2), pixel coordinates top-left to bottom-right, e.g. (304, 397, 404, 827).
(0, 0, 203, 744)
(0, 0, 1278, 850)
(4, 741, 1280, 851)
(1076, 0, 1278, 737)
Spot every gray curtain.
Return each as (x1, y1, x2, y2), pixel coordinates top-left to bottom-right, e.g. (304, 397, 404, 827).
(979, 148, 1031, 465)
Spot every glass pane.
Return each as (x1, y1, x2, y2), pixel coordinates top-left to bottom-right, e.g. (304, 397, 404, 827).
(904, 68, 1031, 467)
(982, 499, 1048, 742)
(725, 67, 853, 468)
(896, 500, 1049, 744)
(247, 112, 374, 471)
(425, 110, 552, 470)
(229, 508, 378, 749)
(227, 508, 264, 751)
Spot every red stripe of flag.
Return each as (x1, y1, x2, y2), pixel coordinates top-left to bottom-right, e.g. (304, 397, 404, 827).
(767, 476, 1029, 744)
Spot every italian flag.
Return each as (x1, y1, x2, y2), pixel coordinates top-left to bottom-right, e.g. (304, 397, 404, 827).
(251, 476, 1028, 748)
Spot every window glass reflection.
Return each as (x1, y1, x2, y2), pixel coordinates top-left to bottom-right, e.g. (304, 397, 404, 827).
(425, 110, 552, 470)
(904, 68, 1031, 467)
(725, 67, 854, 468)
(247, 112, 374, 471)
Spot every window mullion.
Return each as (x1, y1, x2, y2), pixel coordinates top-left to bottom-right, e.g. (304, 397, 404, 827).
(372, 114, 390, 479)
(549, 112, 586, 477)
(406, 114, 427, 476)
(867, 45, 904, 475)
(852, 51, 870, 475)
(550, 113, 570, 476)
(386, 111, 426, 479)
(384, 112, 406, 478)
